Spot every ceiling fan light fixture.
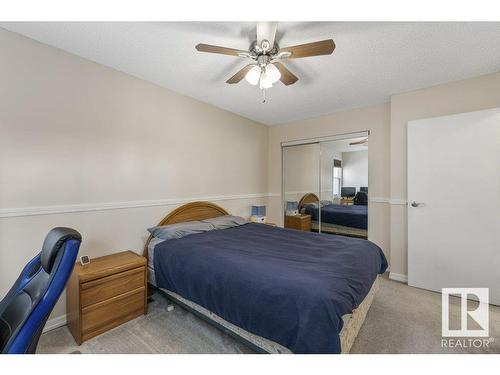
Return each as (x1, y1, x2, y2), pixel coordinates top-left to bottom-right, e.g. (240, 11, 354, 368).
(259, 71, 273, 89)
(196, 22, 336, 94)
(245, 65, 261, 85)
(265, 63, 281, 84)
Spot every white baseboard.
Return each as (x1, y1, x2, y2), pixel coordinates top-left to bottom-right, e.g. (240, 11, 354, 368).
(389, 272, 408, 283)
(43, 314, 67, 333)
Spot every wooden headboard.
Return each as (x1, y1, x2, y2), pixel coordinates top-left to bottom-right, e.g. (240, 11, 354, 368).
(297, 193, 320, 212)
(143, 201, 229, 258)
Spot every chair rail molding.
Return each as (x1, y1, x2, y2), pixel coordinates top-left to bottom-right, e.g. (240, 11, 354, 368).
(0, 193, 276, 218)
(388, 198, 408, 205)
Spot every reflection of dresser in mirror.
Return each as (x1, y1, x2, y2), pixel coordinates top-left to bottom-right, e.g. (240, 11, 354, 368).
(284, 214, 312, 232)
(339, 197, 354, 205)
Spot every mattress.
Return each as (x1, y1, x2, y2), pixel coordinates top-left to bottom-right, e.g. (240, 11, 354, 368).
(150, 223, 387, 353)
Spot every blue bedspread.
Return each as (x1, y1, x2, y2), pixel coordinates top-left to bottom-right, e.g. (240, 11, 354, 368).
(153, 223, 387, 353)
(304, 204, 368, 229)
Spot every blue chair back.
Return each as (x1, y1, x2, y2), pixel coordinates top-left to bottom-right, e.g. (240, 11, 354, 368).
(0, 227, 81, 354)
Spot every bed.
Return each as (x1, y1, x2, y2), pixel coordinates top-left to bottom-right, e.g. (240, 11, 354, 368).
(298, 193, 368, 238)
(144, 201, 387, 354)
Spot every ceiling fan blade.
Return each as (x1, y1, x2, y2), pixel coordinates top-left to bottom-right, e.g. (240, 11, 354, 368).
(257, 22, 278, 48)
(195, 43, 247, 57)
(226, 64, 254, 84)
(273, 62, 298, 86)
(280, 39, 335, 59)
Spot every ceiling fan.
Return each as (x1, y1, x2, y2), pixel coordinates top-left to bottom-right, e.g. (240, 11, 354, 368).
(349, 138, 368, 146)
(195, 22, 335, 91)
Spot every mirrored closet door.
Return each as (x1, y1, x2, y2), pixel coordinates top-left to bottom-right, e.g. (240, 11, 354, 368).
(282, 132, 369, 239)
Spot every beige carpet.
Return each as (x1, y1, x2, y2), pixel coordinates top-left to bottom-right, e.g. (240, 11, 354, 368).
(37, 276, 499, 354)
(37, 294, 253, 354)
(351, 276, 499, 353)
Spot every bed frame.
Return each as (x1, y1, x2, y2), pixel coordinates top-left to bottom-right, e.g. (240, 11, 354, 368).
(298, 193, 368, 239)
(297, 192, 320, 210)
(143, 201, 228, 260)
(143, 200, 377, 354)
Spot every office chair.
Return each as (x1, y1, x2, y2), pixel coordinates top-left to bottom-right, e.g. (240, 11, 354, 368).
(0, 227, 81, 354)
(353, 191, 368, 205)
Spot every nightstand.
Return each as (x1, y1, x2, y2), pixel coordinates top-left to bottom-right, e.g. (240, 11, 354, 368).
(284, 214, 312, 232)
(66, 251, 147, 345)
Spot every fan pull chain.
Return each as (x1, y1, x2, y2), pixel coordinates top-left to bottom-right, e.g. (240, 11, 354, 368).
(262, 88, 266, 103)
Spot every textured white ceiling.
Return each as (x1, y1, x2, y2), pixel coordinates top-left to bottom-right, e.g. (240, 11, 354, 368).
(2, 22, 500, 125)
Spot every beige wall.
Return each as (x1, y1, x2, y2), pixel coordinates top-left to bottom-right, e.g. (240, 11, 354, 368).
(0, 29, 268, 321)
(389, 72, 500, 277)
(283, 143, 320, 203)
(268, 103, 391, 256)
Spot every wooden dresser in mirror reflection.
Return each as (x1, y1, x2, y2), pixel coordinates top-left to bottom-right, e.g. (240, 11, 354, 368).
(66, 251, 147, 344)
(284, 214, 312, 232)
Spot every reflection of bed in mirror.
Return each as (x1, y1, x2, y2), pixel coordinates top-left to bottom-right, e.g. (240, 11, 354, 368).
(298, 193, 368, 239)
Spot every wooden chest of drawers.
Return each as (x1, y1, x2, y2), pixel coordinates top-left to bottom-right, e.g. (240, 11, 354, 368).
(66, 251, 147, 344)
(284, 214, 312, 232)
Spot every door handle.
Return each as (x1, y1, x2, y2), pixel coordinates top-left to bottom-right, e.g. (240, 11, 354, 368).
(410, 201, 422, 207)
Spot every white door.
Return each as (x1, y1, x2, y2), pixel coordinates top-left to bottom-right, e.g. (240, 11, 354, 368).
(408, 108, 500, 306)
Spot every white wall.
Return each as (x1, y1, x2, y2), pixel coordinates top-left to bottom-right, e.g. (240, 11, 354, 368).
(342, 150, 368, 192)
(0, 29, 268, 322)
